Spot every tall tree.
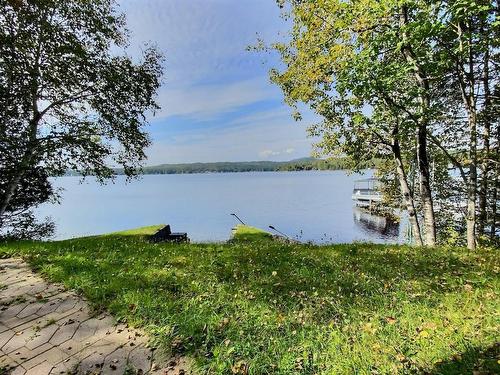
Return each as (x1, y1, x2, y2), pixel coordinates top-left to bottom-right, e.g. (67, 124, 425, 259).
(429, 0, 499, 248)
(0, 0, 164, 235)
(398, 3, 438, 246)
(268, 0, 437, 245)
(269, 0, 498, 248)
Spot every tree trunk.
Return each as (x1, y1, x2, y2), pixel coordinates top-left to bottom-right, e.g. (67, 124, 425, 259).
(392, 133, 423, 246)
(491, 164, 498, 239)
(490, 125, 499, 239)
(478, 42, 491, 236)
(417, 125, 436, 246)
(0, 13, 42, 229)
(478, 127, 490, 237)
(0, 174, 23, 219)
(0, 121, 39, 224)
(454, 19, 478, 250)
(466, 106, 478, 250)
(399, 5, 436, 246)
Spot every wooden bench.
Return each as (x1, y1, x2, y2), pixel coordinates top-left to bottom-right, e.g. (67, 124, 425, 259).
(149, 225, 189, 243)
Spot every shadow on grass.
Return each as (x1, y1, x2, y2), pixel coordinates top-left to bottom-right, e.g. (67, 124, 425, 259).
(4, 235, 497, 320)
(425, 343, 500, 374)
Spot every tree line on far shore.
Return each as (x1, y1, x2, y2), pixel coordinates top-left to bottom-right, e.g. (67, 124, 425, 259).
(105, 157, 376, 175)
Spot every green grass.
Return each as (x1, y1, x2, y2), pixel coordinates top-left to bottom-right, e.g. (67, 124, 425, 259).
(231, 224, 273, 241)
(104, 224, 165, 237)
(0, 232, 499, 374)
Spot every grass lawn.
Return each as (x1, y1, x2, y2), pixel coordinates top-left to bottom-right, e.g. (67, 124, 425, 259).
(0, 228, 499, 374)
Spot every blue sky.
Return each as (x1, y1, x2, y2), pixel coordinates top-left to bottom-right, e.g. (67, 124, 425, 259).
(119, 0, 314, 165)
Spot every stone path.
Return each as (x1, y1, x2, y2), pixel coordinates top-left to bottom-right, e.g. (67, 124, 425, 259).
(0, 258, 189, 375)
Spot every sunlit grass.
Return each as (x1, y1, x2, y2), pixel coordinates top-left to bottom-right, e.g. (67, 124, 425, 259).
(105, 224, 165, 237)
(1, 231, 498, 374)
(231, 224, 273, 241)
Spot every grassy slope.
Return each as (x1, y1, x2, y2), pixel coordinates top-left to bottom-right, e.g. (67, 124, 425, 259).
(105, 225, 165, 237)
(0, 234, 499, 374)
(231, 224, 273, 241)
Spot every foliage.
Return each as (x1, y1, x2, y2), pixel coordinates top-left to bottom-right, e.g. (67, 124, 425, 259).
(0, 0, 164, 236)
(1, 232, 498, 374)
(0, 165, 56, 239)
(266, 0, 499, 247)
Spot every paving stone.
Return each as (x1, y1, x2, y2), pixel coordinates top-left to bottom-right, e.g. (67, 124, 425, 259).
(10, 365, 27, 375)
(12, 317, 51, 334)
(0, 353, 18, 368)
(0, 329, 15, 349)
(48, 356, 80, 375)
(128, 345, 153, 373)
(24, 324, 59, 350)
(54, 297, 78, 314)
(49, 321, 79, 345)
(0, 258, 172, 374)
(17, 301, 45, 319)
(72, 319, 100, 342)
(24, 346, 66, 368)
(58, 338, 94, 357)
(35, 298, 64, 317)
(1, 329, 35, 354)
(102, 346, 130, 375)
(32, 305, 88, 329)
(1, 303, 30, 320)
(25, 360, 53, 375)
(9, 342, 52, 363)
(3, 307, 50, 330)
(77, 340, 121, 374)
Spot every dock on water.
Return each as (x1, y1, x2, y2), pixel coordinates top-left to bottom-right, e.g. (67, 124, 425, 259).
(352, 178, 382, 208)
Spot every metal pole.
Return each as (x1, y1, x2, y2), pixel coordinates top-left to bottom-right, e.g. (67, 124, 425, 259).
(230, 213, 246, 225)
(269, 225, 290, 239)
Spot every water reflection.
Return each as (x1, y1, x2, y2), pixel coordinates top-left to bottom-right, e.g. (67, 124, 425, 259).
(353, 207, 400, 239)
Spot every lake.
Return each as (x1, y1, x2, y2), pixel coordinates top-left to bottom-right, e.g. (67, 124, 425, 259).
(38, 170, 408, 244)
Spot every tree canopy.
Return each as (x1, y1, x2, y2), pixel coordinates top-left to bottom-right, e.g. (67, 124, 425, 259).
(0, 0, 164, 238)
(269, 0, 499, 248)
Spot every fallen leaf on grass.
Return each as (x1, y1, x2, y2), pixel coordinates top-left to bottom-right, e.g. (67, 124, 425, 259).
(231, 360, 249, 374)
(385, 317, 397, 325)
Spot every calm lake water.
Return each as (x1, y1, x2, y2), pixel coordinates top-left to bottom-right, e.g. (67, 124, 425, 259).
(39, 170, 408, 244)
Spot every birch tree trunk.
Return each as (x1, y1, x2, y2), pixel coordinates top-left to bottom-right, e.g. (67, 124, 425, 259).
(399, 5, 437, 246)
(467, 108, 478, 250)
(478, 29, 492, 237)
(490, 121, 499, 239)
(0, 175, 23, 219)
(455, 20, 478, 250)
(391, 131, 423, 246)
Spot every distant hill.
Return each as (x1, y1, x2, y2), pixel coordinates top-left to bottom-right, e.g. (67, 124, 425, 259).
(63, 157, 378, 176)
(125, 157, 377, 175)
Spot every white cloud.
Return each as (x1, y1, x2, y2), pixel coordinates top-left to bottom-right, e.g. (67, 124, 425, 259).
(259, 147, 296, 159)
(155, 77, 278, 120)
(259, 149, 281, 158)
(119, 0, 285, 85)
(117, 0, 291, 121)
